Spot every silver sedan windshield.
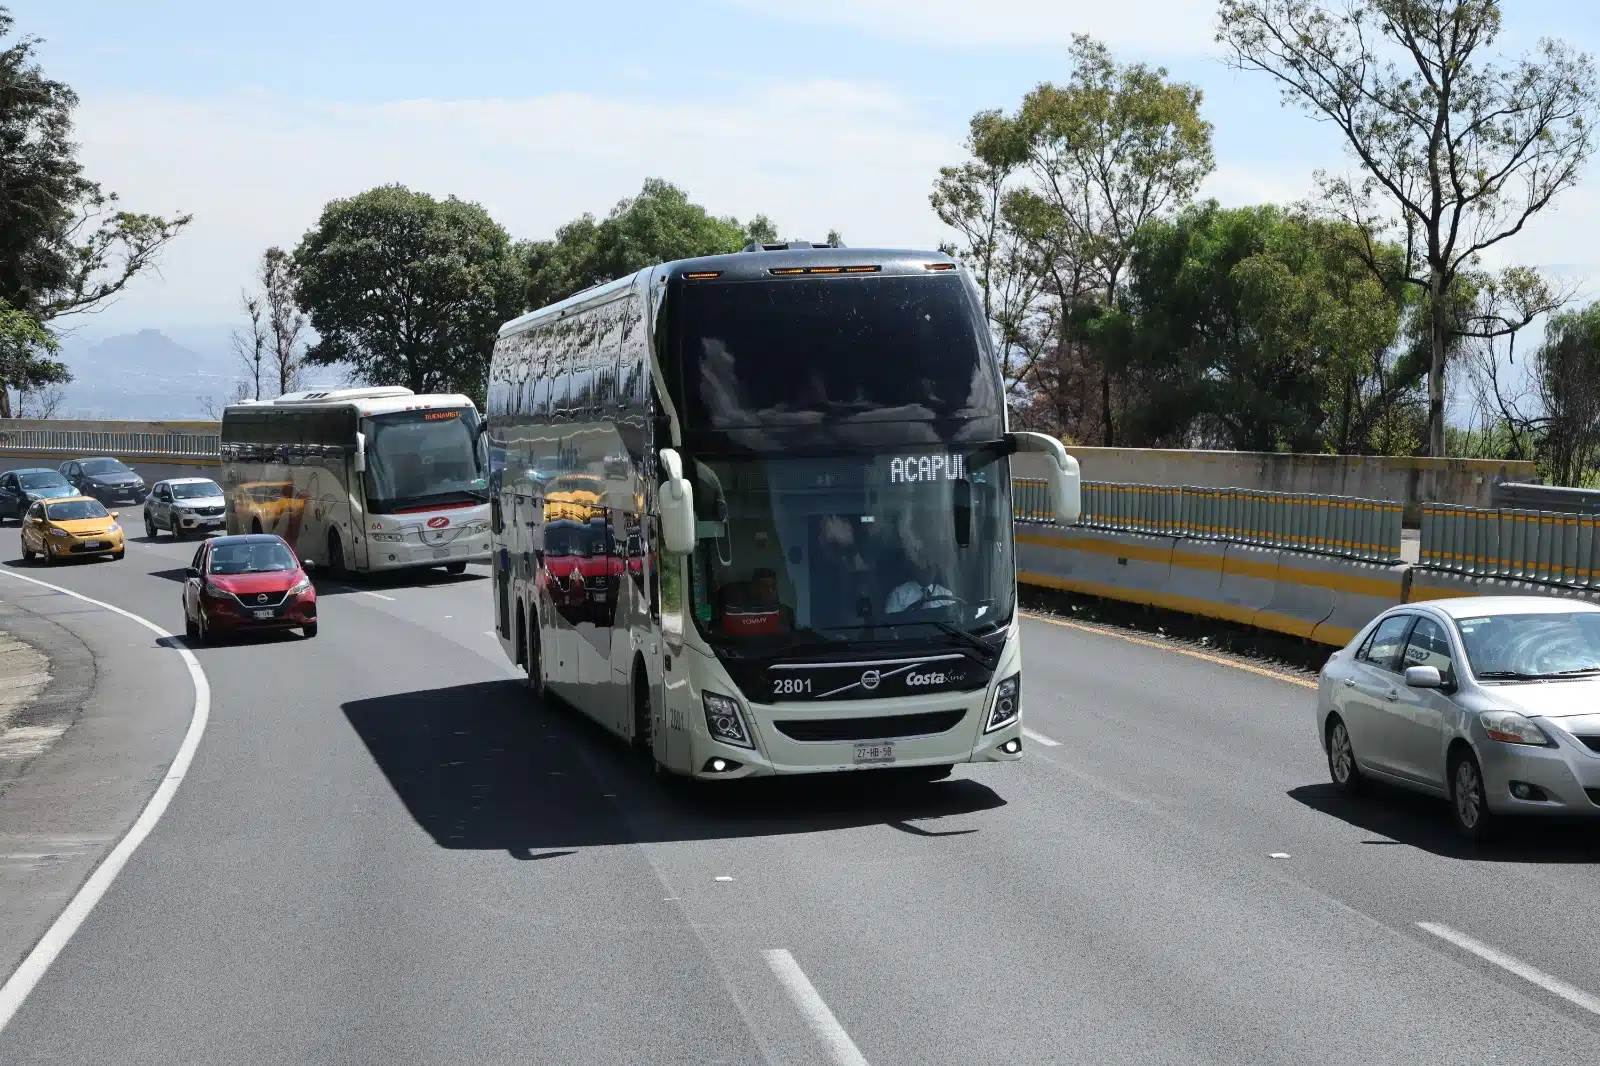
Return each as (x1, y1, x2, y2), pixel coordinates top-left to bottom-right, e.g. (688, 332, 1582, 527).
(1454, 612, 1600, 679)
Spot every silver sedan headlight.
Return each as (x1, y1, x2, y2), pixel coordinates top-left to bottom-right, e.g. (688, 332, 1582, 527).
(1480, 710, 1554, 747)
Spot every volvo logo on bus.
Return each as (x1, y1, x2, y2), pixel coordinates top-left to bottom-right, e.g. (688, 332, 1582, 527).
(860, 669, 881, 691)
(427, 516, 450, 529)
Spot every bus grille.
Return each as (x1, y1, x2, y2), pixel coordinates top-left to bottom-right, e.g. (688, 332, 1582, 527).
(773, 709, 967, 743)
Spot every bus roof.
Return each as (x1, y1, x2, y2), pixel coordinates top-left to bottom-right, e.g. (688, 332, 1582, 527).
(224, 388, 476, 419)
(498, 245, 961, 336)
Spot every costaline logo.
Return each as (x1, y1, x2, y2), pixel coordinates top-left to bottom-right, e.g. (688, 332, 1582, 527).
(906, 670, 948, 686)
(427, 516, 450, 529)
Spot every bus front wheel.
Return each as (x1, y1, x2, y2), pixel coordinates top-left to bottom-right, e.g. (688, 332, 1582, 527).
(526, 616, 547, 703)
(326, 532, 348, 579)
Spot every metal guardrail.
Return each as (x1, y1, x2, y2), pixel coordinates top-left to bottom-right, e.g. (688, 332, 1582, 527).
(0, 424, 219, 459)
(1420, 503, 1600, 586)
(1489, 481, 1600, 515)
(1015, 479, 1404, 564)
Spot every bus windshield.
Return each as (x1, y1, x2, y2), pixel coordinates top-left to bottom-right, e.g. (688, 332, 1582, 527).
(686, 445, 1014, 645)
(678, 274, 998, 434)
(361, 408, 487, 514)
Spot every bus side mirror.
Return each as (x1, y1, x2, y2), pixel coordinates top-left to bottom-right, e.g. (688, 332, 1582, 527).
(1009, 431, 1080, 525)
(657, 448, 696, 556)
(352, 432, 367, 474)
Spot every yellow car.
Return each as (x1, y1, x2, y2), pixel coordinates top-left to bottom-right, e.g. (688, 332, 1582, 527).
(20, 495, 126, 564)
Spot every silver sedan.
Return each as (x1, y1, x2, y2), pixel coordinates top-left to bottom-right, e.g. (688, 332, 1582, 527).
(1316, 596, 1600, 839)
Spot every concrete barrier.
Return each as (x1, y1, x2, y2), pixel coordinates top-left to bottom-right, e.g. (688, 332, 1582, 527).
(1161, 540, 1228, 618)
(1309, 563, 1408, 647)
(1408, 569, 1600, 607)
(0, 456, 219, 485)
(1018, 525, 1408, 648)
(1219, 544, 1280, 627)
(1015, 524, 1175, 606)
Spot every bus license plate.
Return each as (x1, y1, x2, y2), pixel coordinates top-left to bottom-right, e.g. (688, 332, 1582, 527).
(253, 609, 273, 620)
(854, 742, 894, 764)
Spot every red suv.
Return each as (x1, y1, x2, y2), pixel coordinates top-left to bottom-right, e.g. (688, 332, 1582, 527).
(182, 534, 317, 643)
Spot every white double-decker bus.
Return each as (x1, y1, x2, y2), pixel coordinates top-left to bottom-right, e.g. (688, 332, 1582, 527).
(220, 387, 491, 575)
(486, 243, 1078, 780)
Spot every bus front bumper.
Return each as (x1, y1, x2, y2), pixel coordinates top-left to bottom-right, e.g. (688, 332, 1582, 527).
(687, 693, 1024, 780)
(364, 540, 492, 570)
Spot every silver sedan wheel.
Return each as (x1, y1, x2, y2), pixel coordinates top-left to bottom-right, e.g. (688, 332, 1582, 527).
(1454, 758, 1484, 831)
(1330, 722, 1355, 784)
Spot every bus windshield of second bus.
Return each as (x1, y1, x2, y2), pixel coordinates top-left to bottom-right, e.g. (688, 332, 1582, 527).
(360, 408, 488, 514)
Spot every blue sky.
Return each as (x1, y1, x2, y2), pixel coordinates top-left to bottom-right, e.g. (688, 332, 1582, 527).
(13, 0, 1599, 332)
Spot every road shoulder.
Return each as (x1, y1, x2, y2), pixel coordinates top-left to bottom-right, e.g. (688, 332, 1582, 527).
(0, 570, 194, 987)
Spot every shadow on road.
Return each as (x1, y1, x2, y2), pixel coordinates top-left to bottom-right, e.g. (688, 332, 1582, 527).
(343, 679, 1007, 857)
(1290, 781, 1600, 863)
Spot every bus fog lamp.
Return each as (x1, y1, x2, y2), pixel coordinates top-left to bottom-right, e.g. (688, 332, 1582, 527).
(985, 674, 1021, 733)
(703, 692, 753, 748)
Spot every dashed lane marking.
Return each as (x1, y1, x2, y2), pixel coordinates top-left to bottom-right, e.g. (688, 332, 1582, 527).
(764, 949, 871, 1066)
(1022, 727, 1061, 747)
(1418, 922, 1600, 1017)
(1021, 611, 1318, 690)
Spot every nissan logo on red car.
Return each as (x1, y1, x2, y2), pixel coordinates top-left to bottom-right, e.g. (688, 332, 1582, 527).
(427, 516, 449, 529)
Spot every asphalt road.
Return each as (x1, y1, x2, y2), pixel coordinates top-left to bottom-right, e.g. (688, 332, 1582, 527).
(3, 526, 1600, 1063)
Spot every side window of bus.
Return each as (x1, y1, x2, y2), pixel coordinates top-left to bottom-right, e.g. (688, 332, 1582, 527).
(570, 315, 597, 418)
(530, 328, 552, 418)
(594, 305, 621, 411)
(549, 321, 573, 421)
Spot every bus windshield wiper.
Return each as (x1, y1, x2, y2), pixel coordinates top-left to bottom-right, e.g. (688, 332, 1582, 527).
(925, 619, 1000, 665)
(1475, 670, 1543, 681)
(1548, 666, 1600, 677)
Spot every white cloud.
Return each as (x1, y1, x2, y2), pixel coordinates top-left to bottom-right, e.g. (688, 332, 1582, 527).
(717, 0, 1216, 54)
(70, 83, 960, 327)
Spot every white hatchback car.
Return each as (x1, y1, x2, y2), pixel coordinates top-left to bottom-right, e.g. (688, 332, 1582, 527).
(1317, 596, 1600, 839)
(144, 477, 227, 538)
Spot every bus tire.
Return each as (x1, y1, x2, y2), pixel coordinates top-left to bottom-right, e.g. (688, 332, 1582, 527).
(445, 561, 467, 575)
(632, 659, 653, 756)
(525, 611, 548, 703)
(326, 531, 348, 579)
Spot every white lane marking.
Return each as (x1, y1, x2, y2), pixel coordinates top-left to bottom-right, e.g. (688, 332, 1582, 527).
(764, 949, 871, 1066)
(1417, 922, 1600, 1016)
(1022, 727, 1061, 748)
(356, 590, 395, 602)
(0, 569, 210, 1034)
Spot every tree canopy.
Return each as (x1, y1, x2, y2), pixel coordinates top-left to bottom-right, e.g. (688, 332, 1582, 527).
(930, 37, 1214, 444)
(1218, 0, 1599, 455)
(1103, 202, 1412, 452)
(292, 185, 525, 403)
(521, 178, 779, 310)
(0, 6, 189, 415)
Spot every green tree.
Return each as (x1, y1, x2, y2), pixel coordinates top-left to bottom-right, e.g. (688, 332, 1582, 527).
(0, 7, 190, 415)
(521, 179, 780, 310)
(1218, 0, 1599, 456)
(1106, 202, 1409, 451)
(1015, 35, 1215, 444)
(292, 185, 525, 402)
(931, 111, 1057, 397)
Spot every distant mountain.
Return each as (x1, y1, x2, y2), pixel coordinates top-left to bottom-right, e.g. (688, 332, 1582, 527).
(43, 327, 344, 421)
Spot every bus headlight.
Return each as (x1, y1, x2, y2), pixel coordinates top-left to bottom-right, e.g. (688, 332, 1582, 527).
(985, 674, 1020, 733)
(703, 692, 753, 748)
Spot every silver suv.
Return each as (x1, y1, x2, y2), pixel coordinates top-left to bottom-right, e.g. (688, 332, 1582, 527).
(144, 478, 227, 538)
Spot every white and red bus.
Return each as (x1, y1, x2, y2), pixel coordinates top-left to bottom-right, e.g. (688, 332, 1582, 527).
(220, 387, 491, 575)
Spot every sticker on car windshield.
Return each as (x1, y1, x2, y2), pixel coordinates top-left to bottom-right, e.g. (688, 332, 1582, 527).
(1458, 617, 1490, 628)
